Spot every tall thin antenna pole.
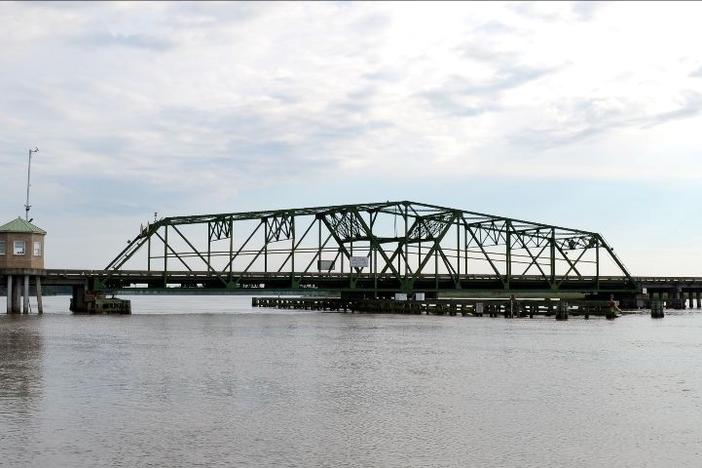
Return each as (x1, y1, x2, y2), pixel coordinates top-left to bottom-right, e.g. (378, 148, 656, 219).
(25, 147, 39, 221)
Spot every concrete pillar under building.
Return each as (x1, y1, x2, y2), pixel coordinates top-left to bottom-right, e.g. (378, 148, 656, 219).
(6, 275, 12, 314)
(23, 275, 29, 314)
(11, 276, 22, 314)
(696, 292, 701, 309)
(36, 276, 43, 314)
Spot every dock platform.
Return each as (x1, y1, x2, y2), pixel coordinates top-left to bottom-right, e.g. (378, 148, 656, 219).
(252, 297, 617, 319)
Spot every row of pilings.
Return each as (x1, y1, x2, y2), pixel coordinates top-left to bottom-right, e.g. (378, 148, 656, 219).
(252, 297, 628, 320)
(4, 274, 43, 314)
(648, 290, 702, 310)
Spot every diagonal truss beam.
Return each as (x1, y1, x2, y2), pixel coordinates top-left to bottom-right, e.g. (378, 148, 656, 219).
(104, 200, 636, 292)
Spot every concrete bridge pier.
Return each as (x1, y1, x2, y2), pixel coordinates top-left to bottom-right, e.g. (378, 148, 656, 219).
(70, 285, 87, 313)
(651, 300, 665, 318)
(668, 288, 684, 309)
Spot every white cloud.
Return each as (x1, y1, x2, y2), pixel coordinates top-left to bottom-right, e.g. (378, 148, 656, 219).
(2, 2, 702, 185)
(0, 2, 701, 269)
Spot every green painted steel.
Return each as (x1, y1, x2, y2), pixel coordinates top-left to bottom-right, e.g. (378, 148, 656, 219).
(104, 201, 636, 293)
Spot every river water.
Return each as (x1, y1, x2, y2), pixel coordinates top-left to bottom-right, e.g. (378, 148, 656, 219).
(1, 295, 701, 467)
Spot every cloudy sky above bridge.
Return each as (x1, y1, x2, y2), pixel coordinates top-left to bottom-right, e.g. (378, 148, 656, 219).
(1, 1, 701, 273)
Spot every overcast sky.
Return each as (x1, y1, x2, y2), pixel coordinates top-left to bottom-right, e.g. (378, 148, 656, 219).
(1, 1, 701, 274)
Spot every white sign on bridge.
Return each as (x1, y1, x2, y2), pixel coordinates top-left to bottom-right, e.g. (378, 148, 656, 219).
(350, 256, 369, 268)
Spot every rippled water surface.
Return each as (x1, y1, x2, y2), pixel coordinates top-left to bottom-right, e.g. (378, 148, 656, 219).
(2, 295, 702, 467)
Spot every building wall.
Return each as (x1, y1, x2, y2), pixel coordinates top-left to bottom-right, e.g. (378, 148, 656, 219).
(0, 233, 45, 269)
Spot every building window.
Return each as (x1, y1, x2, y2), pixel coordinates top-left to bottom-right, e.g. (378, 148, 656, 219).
(14, 240, 26, 256)
(33, 241, 42, 257)
(0, 240, 5, 255)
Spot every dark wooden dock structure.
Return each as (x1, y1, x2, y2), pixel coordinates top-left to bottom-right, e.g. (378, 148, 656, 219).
(252, 296, 622, 320)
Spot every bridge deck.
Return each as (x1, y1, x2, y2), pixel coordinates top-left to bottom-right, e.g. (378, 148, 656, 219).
(2, 269, 701, 294)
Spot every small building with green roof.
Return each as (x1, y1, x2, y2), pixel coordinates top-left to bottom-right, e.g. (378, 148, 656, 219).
(0, 217, 46, 270)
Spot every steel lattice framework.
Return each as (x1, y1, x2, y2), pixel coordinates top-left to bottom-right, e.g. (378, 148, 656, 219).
(104, 201, 634, 293)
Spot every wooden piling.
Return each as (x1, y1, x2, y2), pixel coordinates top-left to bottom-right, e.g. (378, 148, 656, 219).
(605, 307, 618, 320)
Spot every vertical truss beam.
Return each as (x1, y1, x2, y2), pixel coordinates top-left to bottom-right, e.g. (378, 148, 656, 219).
(103, 201, 636, 293)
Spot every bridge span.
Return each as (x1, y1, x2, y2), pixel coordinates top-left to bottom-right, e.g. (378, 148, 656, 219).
(2, 201, 701, 312)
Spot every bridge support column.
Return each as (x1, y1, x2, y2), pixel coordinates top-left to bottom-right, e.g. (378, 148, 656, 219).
(70, 285, 87, 313)
(696, 292, 701, 309)
(670, 289, 682, 309)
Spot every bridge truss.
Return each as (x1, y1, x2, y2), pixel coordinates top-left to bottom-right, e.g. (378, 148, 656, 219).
(104, 201, 635, 294)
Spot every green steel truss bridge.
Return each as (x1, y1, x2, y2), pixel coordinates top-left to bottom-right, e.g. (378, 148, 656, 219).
(96, 201, 638, 297)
